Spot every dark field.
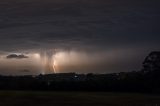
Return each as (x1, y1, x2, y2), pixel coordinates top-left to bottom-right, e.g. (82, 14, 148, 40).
(0, 91, 160, 106)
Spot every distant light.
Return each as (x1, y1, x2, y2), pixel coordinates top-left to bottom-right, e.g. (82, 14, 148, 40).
(32, 75, 36, 78)
(74, 75, 78, 78)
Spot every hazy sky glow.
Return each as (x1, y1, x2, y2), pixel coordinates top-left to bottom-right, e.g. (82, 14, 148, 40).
(0, 0, 159, 75)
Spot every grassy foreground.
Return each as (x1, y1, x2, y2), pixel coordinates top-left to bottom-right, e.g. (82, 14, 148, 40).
(0, 91, 160, 106)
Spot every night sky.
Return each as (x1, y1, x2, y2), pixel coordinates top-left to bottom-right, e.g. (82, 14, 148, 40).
(0, 0, 159, 75)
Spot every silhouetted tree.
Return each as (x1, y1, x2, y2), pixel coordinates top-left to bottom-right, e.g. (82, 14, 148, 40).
(142, 51, 160, 72)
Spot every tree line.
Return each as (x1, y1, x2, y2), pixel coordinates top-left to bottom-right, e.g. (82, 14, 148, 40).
(0, 51, 160, 93)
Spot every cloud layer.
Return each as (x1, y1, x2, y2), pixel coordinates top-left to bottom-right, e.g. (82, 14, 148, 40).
(6, 54, 28, 59)
(0, 0, 159, 74)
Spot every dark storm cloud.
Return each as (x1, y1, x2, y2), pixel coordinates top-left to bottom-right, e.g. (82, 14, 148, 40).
(6, 54, 28, 59)
(0, 0, 159, 51)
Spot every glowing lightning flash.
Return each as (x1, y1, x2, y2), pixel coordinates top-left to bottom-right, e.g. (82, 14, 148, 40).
(53, 60, 56, 73)
(52, 50, 57, 73)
